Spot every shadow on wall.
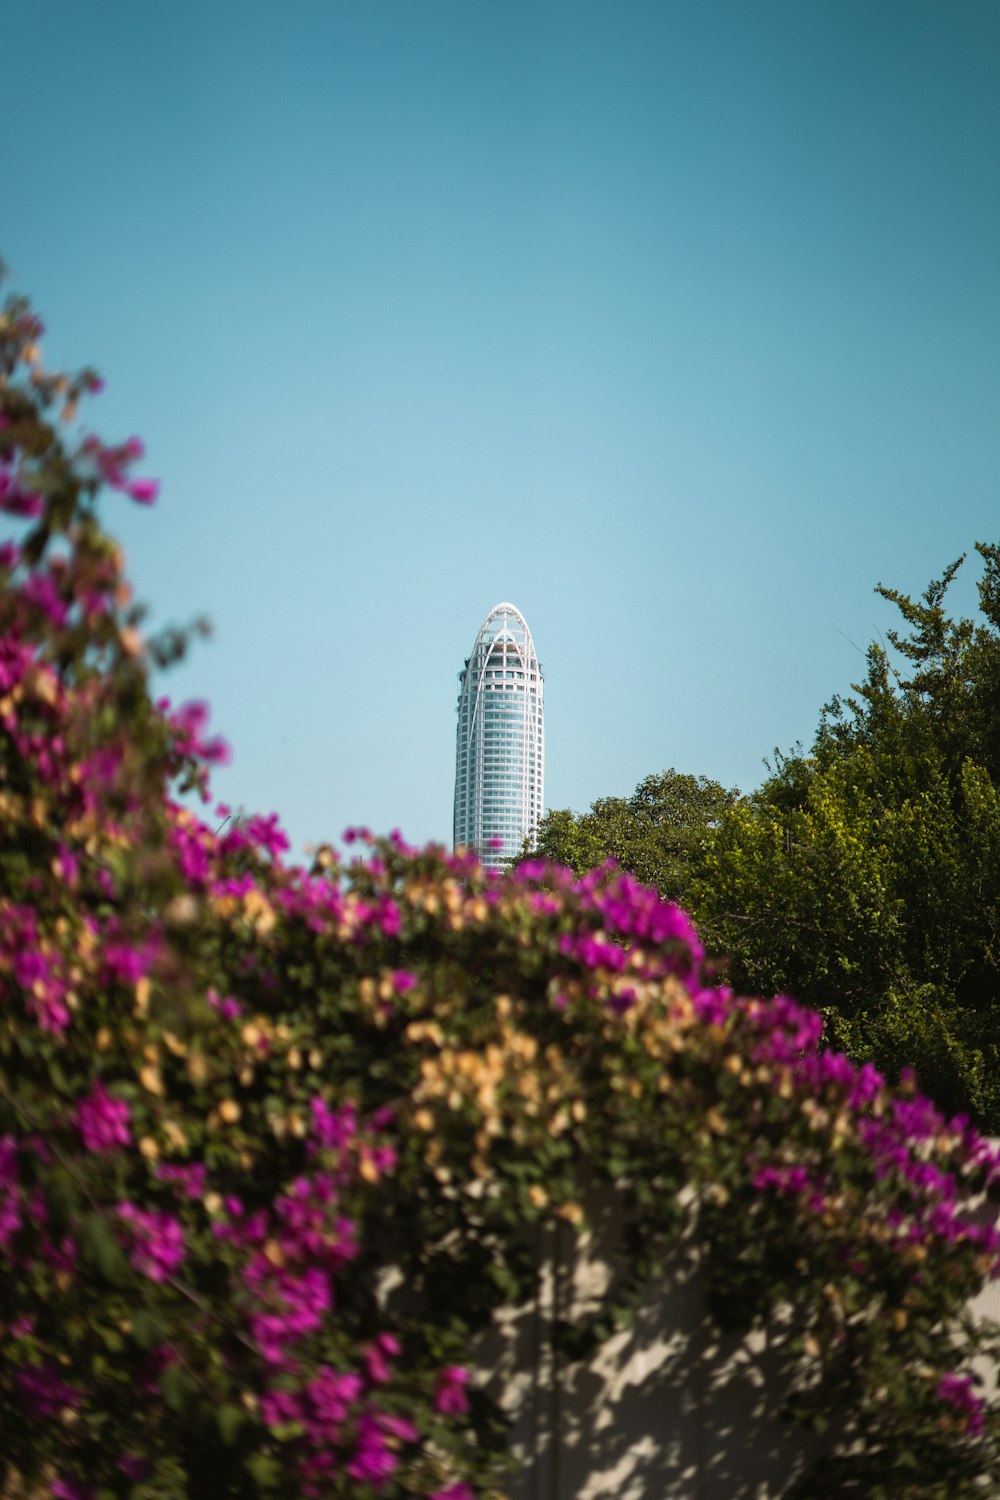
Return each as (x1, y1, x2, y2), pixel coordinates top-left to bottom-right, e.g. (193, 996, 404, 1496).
(475, 1186, 833, 1500)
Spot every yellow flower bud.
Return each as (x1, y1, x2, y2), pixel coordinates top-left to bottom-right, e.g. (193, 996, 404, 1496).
(187, 1053, 209, 1085)
(555, 1200, 584, 1226)
(139, 1065, 163, 1096)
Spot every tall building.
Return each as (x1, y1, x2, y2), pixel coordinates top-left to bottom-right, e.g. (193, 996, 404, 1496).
(453, 602, 544, 865)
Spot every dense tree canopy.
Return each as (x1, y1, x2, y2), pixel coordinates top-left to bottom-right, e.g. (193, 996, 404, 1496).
(538, 553, 1000, 1130)
(532, 770, 740, 910)
(4, 285, 1000, 1500)
(701, 548, 1000, 1127)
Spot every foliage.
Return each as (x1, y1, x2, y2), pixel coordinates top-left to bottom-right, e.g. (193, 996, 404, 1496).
(532, 769, 740, 908)
(539, 560, 1000, 1132)
(698, 550, 1000, 1129)
(3, 288, 1000, 1500)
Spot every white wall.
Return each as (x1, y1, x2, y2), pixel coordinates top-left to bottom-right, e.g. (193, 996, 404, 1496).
(475, 1183, 998, 1500)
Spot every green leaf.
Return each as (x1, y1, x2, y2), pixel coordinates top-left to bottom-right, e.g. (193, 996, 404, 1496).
(80, 1213, 129, 1286)
(160, 1362, 196, 1413)
(131, 1309, 165, 1350)
(216, 1404, 246, 1445)
(245, 1453, 281, 1490)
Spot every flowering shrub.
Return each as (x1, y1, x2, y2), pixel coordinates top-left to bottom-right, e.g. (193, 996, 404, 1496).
(2, 286, 1000, 1500)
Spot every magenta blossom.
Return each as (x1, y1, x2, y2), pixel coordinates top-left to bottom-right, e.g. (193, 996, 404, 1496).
(937, 1372, 986, 1437)
(363, 1332, 401, 1384)
(50, 1481, 94, 1500)
(18, 1363, 77, 1419)
(117, 1456, 150, 1482)
(207, 987, 242, 1020)
(434, 1365, 470, 1416)
(0, 1136, 21, 1249)
(75, 1081, 131, 1154)
(126, 477, 159, 504)
(116, 1204, 185, 1282)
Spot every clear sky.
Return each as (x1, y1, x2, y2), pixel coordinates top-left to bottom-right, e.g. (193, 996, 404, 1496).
(6, 0, 1000, 855)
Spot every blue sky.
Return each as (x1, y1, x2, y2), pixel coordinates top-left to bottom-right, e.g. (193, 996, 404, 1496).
(6, 0, 1000, 854)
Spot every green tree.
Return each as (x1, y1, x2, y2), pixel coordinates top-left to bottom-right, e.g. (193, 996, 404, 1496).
(532, 768, 741, 906)
(699, 548, 1000, 1127)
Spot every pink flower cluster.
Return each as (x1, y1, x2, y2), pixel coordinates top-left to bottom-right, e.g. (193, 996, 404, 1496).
(156, 697, 231, 771)
(261, 1365, 419, 1495)
(75, 1081, 132, 1154)
(433, 1366, 470, 1417)
(0, 1136, 22, 1250)
(936, 1372, 987, 1436)
(212, 1174, 359, 1367)
(116, 1204, 186, 1283)
(1, 902, 73, 1033)
(0, 461, 43, 517)
(16, 1362, 77, 1419)
(155, 1162, 207, 1198)
(211, 1169, 428, 1493)
(79, 434, 159, 505)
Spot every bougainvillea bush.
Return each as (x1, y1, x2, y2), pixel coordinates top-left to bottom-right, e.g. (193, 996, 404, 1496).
(3, 287, 1000, 1500)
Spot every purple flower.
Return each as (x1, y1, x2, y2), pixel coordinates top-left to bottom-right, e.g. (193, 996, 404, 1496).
(116, 1204, 186, 1282)
(305, 1365, 362, 1427)
(50, 1481, 94, 1500)
(9, 936, 72, 1033)
(22, 573, 68, 627)
(260, 1386, 306, 1428)
(53, 846, 79, 887)
(347, 1412, 401, 1484)
(155, 1162, 207, 1199)
(377, 896, 401, 937)
(126, 477, 158, 504)
(0, 477, 43, 517)
(169, 819, 212, 886)
(310, 1097, 357, 1151)
(207, 988, 243, 1020)
(118, 1456, 150, 1481)
(75, 1081, 132, 1154)
(434, 1365, 470, 1416)
(375, 1409, 418, 1443)
(936, 1371, 986, 1436)
(0, 1136, 21, 1249)
(752, 1164, 812, 1197)
(103, 941, 152, 986)
(18, 1363, 76, 1419)
(248, 1265, 332, 1364)
(363, 1332, 400, 1384)
(241, 813, 288, 857)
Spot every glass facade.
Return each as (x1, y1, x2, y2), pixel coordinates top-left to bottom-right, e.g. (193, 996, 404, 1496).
(453, 602, 544, 866)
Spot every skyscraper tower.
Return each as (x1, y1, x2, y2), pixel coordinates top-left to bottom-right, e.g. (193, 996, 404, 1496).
(453, 602, 544, 865)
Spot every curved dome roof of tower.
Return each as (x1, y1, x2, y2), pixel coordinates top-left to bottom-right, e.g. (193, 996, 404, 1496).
(474, 602, 541, 668)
